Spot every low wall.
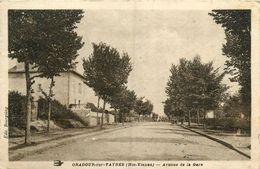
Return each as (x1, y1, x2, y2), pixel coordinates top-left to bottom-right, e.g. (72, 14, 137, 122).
(71, 109, 115, 127)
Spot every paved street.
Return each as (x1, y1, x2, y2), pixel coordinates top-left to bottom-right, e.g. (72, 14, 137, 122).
(20, 122, 248, 161)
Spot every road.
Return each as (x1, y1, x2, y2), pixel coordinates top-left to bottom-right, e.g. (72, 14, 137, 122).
(21, 122, 248, 160)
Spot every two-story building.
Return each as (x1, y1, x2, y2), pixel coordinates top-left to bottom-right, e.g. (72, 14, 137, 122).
(9, 63, 97, 107)
(8, 63, 115, 126)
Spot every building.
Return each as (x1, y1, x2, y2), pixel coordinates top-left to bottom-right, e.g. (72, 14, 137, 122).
(9, 63, 97, 107)
(9, 63, 115, 125)
(206, 110, 214, 119)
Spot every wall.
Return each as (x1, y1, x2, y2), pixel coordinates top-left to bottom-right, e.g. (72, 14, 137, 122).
(72, 110, 115, 127)
(72, 109, 91, 125)
(9, 72, 26, 95)
(68, 72, 97, 106)
(9, 72, 69, 105)
(88, 111, 99, 126)
(108, 114, 115, 123)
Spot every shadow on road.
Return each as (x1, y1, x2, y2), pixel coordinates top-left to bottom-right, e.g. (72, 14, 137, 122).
(95, 137, 197, 144)
(154, 131, 199, 137)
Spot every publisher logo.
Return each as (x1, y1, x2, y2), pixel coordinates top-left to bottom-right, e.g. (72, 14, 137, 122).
(54, 160, 64, 166)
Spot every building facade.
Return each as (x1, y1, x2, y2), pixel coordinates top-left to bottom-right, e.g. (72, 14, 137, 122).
(9, 63, 97, 107)
(9, 63, 115, 125)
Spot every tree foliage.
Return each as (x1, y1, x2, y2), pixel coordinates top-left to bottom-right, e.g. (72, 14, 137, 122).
(222, 94, 244, 118)
(9, 10, 84, 70)
(83, 42, 133, 126)
(209, 10, 251, 115)
(118, 88, 137, 119)
(83, 42, 132, 101)
(164, 56, 227, 122)
(134, 97, 154, 116)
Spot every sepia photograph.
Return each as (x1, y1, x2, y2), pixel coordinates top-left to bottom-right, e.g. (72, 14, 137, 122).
(1, 1, 259, 168)
(7, 8, 252, 161)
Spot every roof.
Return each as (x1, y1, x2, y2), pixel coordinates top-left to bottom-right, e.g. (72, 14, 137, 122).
(8, 63, 85, 80)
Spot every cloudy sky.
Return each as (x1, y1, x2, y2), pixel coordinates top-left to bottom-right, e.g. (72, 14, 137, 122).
(75, 10, 239, 115)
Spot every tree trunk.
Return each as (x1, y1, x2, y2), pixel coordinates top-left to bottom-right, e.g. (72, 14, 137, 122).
(182, 115, 185, 125)
(122, 112, 124, 126)
(47, 101, 51, 132)
(188, 110, 191, 127)
(213, 111, 216, 129)
(203, 109, 206, 130)
(47, 77, 54, 132)
(97, 96, 100, 126)
(24, 61, 32, 144)
(101, 100, 106, 129)
(114, 108, 117, 123)
(197, 109, 200, 125)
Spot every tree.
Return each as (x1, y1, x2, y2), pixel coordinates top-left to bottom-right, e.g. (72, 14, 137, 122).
(152, 113, 159, 121)
(107, 87, 125, 123)
(83, 42, 132, 128)
(209, 10, 251, 117)
(163, 99, 172, 120)
(222, 94, 243, 118)
(113, 88, 137, 125)
(163, 98, 184, 123)
(165, 59, 188, 124)
(9, 10, 84, 143)
(36, 10, 84, 132)
(165, 56, 227, 128)
(134, 97, 154, 121)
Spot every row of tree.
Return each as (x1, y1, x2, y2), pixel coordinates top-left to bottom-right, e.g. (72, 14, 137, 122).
(9, 10, 155, 144)
(82, 42, 154, 127)
(164, 56, 227, 127)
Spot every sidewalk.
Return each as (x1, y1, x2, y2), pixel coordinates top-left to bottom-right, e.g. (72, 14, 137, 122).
(9, 123, 136, 161)
(177, 122, 250, 158)
(10, 124, 116, 149)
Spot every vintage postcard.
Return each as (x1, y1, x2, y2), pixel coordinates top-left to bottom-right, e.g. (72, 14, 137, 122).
(0, 0, 259, 169)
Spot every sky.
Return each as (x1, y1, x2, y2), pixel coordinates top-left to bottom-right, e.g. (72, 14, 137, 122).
(75, 10, 239, 115)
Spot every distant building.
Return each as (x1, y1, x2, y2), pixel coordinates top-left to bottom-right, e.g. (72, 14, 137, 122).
(206, 110, 214, 118)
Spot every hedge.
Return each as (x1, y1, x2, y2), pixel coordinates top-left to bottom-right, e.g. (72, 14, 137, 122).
(202, 118, 251, 132)
(8, 91, 27, 128)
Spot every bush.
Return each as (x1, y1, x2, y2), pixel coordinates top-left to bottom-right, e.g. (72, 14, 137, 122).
(38, 97, 88, 126)
(8, 91, 27, 128)
(203, 117, 250, 132)
(233, 118, 251, 131)
(38, 98, 73, 119)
